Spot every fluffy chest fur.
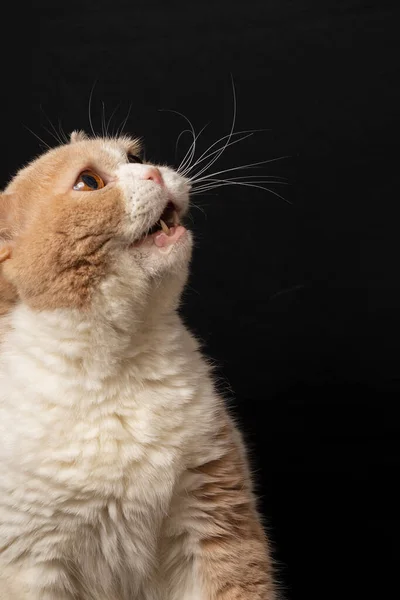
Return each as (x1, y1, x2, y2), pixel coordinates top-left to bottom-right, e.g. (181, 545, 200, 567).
(0, 304, 215, 487)
(0, 305, 220, 598)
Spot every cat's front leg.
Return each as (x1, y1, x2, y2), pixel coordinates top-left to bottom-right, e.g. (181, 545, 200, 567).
(161, 418, 277, 600)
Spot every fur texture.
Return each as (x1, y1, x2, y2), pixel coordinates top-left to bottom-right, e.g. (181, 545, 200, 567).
(0, 134, 276, 599)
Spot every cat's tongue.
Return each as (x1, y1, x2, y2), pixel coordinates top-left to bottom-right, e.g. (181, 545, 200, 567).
(153, 225, 186, 247)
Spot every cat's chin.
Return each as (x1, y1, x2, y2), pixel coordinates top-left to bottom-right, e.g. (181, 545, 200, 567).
(132, 225, 187, 251)
(129, 226, 192, 275)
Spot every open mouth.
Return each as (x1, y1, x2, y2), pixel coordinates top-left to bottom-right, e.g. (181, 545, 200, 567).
(148, 201, 180, 236)
(134, 201, 187, 249)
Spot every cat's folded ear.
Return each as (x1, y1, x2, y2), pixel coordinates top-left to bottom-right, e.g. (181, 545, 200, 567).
(70, 130, 88, 144)
(0, 193, 16, 264)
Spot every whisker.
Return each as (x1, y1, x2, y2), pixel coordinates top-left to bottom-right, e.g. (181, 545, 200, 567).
(185, 283, 201, 296)
(193, 180, 288, 192)
(158, 108, 198, 173)
(159, 109, 196, 137)
(101, 101, 106, 138)
(88, 80, 97, 137)
(58, 120, 69, 144)
(116, 103, 132, 138)
(179, 123, 209, 175)
(41, 124, 63, 145)
(191, 180, 291, 203)
(191, 191, 221, 197)
(175, 129, 192, 160)
(224, 176, 289, 183)
(39, 105, 64, 145)
(23, 124, 52, 150)
(184, 211, 195, 226)
(188, 76, 238, 181)
(190, 156, 290, 184)
(185, 130, 269, 177)
(177, 129, 196, 174)
(188, 201, 208, 218)
(106, 103, 121, 137)
(194, 175, 289, 184)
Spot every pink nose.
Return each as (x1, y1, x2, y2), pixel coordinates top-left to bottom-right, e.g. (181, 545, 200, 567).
(141, 167, 164, 186)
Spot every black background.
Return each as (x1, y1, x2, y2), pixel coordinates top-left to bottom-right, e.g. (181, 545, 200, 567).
(1, 1, 399, 598)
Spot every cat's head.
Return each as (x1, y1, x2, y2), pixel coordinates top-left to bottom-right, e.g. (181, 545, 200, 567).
(0, 131, 192, 322)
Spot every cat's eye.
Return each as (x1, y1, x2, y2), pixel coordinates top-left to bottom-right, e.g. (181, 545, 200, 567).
(127, 154, 143, 164)
(73, 170, 105, 192)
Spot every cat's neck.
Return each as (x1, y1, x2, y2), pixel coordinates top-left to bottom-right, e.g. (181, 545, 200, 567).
(3, 302, 193, 383)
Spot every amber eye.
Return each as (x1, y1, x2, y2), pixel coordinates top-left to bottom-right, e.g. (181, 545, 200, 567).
(127, 154, 143, 164)
(73, 170, 105, 192)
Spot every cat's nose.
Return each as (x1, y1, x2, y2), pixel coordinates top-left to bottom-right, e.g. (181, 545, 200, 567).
(141, 167, 164, 186)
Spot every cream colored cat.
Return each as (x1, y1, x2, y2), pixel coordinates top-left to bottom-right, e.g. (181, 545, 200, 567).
(0, 131, 276, 599)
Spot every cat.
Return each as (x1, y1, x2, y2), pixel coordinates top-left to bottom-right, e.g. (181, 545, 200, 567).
(0, 130, 277, 599)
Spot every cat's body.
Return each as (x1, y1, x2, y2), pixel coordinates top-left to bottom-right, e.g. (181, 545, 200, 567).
(0, 132, 276, 599)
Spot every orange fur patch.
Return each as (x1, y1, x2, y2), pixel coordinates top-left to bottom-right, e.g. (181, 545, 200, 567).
(192, 419, 276, 600)
(0, 137, 141, 311)
(3, 186, 125, 310)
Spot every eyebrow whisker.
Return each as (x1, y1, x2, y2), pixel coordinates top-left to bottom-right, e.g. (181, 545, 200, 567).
(23, 124, 52, 150)
(88, 80, 97, 138)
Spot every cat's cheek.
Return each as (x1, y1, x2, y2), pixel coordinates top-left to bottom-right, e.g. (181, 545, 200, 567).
(2, 236, 108, 312)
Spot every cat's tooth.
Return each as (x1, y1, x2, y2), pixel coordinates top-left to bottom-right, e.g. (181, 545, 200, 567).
(173, 210, 179, 226)
(160, 219, 170, 235)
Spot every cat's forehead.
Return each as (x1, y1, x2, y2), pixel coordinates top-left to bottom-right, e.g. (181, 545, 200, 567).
(7, 135, 142, 192)
(67, 135, 143, 168)
(55, 135, 142, 167)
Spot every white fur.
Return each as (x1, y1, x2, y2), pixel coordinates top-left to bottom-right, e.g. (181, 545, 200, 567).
(115, 163, 191, 245)
(0, 298, 226, 598)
